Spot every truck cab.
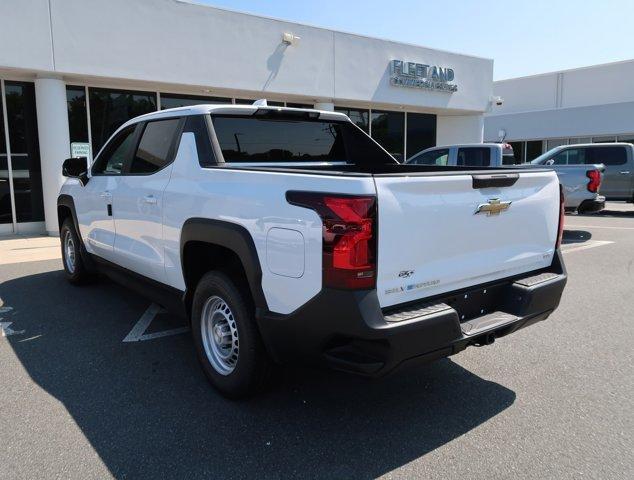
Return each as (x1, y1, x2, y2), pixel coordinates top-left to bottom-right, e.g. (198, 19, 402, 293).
(406, 143, 517, 167)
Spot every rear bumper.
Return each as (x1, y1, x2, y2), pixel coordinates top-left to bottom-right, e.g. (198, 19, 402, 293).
(576, 196, 605, 214)
(257, 251, 567, 376)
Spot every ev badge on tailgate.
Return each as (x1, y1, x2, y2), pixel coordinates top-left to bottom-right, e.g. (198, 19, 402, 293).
(475, 198, 512, 216)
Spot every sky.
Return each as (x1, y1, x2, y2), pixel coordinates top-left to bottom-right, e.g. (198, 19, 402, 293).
(196, 0, 634, 80)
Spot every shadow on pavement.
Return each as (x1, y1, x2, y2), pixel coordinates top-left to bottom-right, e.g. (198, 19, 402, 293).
(2, 270, 516, 479)
(562, 229, 592, 244)
(578, 207, 634, 218)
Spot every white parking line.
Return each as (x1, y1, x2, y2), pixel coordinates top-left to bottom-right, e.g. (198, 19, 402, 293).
(123, 303, 190, 342)
(566, 224, 634, 230)
(561, 240, 614, 254)
(1, 322, 25, 337)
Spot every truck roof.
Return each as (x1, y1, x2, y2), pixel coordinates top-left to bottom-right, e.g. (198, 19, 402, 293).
(120, 103, 349, 129)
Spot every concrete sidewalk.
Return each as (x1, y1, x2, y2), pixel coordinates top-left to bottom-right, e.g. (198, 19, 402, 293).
(0, 235, 61, 266)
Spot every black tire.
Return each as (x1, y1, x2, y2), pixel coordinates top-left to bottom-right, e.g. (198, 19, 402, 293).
(191, 271, 272, 399)
(60, 218, 91, 285)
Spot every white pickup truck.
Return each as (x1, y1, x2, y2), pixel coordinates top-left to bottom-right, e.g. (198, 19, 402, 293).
(408, 143, 606, 213)
(58, 104, 567, 398)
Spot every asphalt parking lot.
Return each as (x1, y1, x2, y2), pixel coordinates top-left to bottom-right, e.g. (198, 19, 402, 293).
(1, 203, 633, 480)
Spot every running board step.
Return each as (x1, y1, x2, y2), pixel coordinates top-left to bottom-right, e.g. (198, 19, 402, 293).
(383, 302, 453, 323)
(514, 272, 560, 288)
(461, 311, 518, 336)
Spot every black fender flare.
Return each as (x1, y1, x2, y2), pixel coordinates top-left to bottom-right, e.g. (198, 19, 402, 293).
(57, 194, 96, 272)
(57, 194, 80, 235)
(179, 218, 268, 312)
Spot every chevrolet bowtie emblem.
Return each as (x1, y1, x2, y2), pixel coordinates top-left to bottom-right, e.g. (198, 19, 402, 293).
(475, 198, 512, 216)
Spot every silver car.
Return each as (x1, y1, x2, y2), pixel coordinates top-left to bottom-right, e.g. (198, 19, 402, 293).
(530, 143, 634, 202)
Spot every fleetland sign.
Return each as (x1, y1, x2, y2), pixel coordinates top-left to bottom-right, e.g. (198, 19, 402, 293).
(390, 60, 457, 93)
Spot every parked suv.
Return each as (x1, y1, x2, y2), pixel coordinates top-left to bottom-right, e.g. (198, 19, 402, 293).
(530, 143, 634, 202)
(58, 104, 567, 398)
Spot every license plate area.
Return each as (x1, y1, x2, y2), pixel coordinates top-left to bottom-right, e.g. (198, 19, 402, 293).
(443, 282, 508, 323)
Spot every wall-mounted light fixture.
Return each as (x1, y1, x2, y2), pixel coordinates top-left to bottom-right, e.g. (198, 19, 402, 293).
(282, 32, 301, 46)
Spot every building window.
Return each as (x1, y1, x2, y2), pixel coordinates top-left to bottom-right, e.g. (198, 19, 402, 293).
(406, 112, 436, 160)
(66, 86, 89, 144)
(4, 81, 45, 223)
(592, 135, 616, 143)
(617, 135, 634, 145)
(569, 137, 591, 145)
(235, 98, 285, 106)
(0, 87, 9, 225)
(371, 110, 404, 161)
(546, 138, 567, 150)
(286, 102, 312, 109)
(160, 93, 231, 109)
(525, 140, 543, 161)
(89, 88, 157, 153)
(334, 107, 369, 132)
(509, 141, 525, 164)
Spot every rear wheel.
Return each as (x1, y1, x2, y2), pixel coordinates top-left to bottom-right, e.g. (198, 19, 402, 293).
(60, 218, 91, 284)
(191, 271, 272, 398)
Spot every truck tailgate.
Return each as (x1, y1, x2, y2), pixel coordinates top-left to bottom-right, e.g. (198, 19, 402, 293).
(374, 170, 560, 308)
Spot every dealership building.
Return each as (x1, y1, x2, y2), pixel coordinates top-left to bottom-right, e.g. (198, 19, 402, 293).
(485, 59, 634, 163)
(0, 0, 494, 236)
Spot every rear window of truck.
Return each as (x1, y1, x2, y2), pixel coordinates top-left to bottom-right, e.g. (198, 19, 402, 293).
(210, 115, 394, 164)
(457, 147, 491, 167)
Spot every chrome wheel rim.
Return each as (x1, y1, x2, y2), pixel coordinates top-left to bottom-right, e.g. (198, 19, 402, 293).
(64, 231, 76, 274)
(200, 296, 239, 375)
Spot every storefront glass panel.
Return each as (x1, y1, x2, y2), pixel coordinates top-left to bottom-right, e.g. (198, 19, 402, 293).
(525, 140, 544, 161)
(161, 93, 231, 109)
(66, 86, 89, 144)
(0, 87, 10, 225)
(592, 136, 616, 143)
(235, 98, 284, 106)
(509, 141, 525, 164)
(546, 138, 567, 150)
(371, 110, 404, 161)
(334, 107, 369, 132)
(406, 113, 436, 159)
(5, 81, 45, 223)
(89, 88, 156, 153)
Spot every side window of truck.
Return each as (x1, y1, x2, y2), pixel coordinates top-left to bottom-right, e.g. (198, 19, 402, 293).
(587, 146, 627, 165)
(457, 147, 490, 166)
(92, 126, 136, 175)
(128, 118, 181, 174)
(409, 149, 449, 165)
(551, 148, 586, 165)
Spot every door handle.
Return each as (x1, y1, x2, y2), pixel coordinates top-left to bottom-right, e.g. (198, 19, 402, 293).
(619, 171, 631, 174)
(142, 195, 157, 205)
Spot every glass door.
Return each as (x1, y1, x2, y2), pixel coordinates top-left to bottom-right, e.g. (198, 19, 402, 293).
(0, 79, 45, 234)
(0, 80, 15, 234)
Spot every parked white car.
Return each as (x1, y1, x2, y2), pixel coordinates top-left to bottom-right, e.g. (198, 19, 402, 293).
(58, 104, 567, 397)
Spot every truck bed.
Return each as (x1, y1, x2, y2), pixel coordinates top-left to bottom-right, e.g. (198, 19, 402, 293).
(208, 162, 552, 176)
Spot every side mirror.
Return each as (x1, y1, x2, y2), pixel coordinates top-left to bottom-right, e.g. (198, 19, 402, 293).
(62, 157, 89, 184)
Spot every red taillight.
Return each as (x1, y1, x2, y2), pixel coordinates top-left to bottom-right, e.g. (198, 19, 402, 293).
(586, 169, 601, 193)
(287, 192, 377, 289)
(556, 184, 565, 249)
